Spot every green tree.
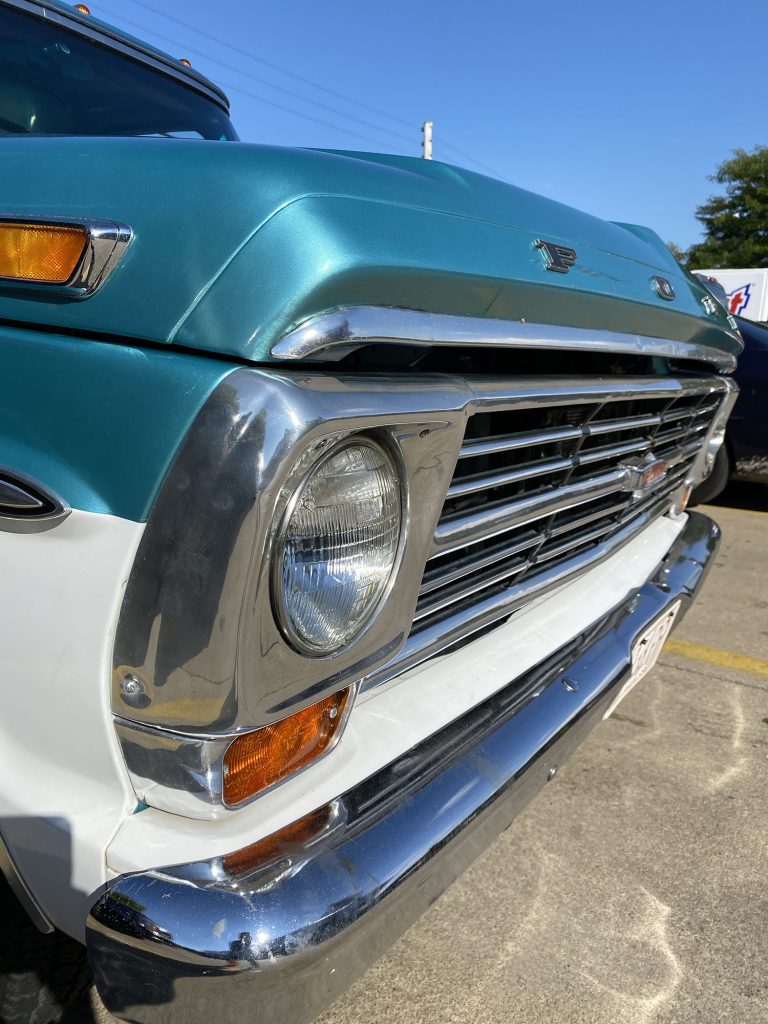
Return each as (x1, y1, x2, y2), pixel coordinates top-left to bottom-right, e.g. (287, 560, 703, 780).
(687, 146, 768, 270)
(667, 241, 687, 264)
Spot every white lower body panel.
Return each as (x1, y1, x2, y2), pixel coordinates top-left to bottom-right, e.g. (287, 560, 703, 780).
(0, 509, 144, 938)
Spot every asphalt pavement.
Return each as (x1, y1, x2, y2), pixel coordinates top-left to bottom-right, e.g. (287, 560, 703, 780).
(76, 483, 768, 1023)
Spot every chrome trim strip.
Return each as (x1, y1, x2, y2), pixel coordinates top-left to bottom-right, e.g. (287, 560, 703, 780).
(587, 413, 662, 435)
(412, 557, 529, 622)
(0, 466, 70, 534)
(577, 438, 650, 464)
(468, 374, 726, 412)
(0, 216, 132, 299)
(660, 401, 720, 424)
(270, 307, 739, 371)
(446, 456, 573, 499)
(455, 408, 708, 458)
(419, 529, 540, 596)
(433, 467, 630, 555)
(535, 520, 619, 562)
(0, 830, 53, 934)
(0, 480, 43, 510)
(548, 498, 629, 537)
(87, 513, 720, 1024)
(460, 424, 583, 458)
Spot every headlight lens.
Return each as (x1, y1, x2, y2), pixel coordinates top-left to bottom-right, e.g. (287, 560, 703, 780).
(275, 436, 402, 655)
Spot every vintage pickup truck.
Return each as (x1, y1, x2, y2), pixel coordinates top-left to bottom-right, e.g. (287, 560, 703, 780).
(0, 2, 741, 1022)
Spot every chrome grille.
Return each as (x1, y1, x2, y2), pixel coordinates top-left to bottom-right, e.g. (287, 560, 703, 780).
(358, 374, 728, 693)
(414, 376, 724, 634)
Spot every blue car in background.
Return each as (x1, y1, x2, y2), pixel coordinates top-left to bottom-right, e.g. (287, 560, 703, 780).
(693, 315, 768, 503)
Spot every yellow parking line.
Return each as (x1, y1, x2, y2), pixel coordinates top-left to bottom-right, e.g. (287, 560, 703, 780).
(665, 638, 768, 678)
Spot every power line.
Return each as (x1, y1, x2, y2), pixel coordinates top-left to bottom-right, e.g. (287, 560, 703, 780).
(98, 5, 414, 149)
(128, 0, 417, 132)
(437, 138, 505, 179)
(122, 0, 509, 179)
(217, 78, 397, 149)
(99, 4, 421, 148)
(101, 1, 510, 179)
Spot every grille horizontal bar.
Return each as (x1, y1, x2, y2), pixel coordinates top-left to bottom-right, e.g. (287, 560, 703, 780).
(434, 468, 630, 555)
(446, 457, 573, 500)
(469, 375, 723, 413)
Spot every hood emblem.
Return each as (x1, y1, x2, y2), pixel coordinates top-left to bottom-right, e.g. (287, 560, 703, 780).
(621, 456, 668, 498)
(535, 239, 577, 274)
(651, 276, 676, 301)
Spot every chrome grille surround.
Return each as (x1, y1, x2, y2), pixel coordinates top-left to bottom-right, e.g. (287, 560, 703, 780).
(362, 373, 735, 690)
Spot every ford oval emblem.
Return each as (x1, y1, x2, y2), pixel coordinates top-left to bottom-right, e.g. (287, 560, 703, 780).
(651, 276, 676, 301)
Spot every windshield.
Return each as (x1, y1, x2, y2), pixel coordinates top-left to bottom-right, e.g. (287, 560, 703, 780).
(0, 6, 237, 140)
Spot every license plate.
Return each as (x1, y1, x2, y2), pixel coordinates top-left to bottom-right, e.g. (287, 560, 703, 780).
(603, 601, 682, 720)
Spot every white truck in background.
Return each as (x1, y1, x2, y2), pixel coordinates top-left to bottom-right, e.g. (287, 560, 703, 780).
(697, 268, 768, 321)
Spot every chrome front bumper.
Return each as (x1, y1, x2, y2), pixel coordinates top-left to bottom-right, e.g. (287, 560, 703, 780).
(87, 512, 719, 1024)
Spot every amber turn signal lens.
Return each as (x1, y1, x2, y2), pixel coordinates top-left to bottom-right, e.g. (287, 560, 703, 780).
(0, 222, 87, 284)
(673, 481, 693, 516)
(222, 805, 333, 875)
(223, 688, 350, 806)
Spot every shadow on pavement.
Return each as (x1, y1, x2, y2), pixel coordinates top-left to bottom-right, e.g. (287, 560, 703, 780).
(705, 480, 768, 514)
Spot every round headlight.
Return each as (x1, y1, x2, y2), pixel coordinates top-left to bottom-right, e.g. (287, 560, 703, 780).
(275, 436, 402, 655)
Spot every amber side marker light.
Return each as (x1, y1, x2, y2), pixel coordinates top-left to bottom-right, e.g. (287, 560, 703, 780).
(0, 222, 87, 284)
(222, 805, 333, 875)
(223, 688, 351, 806)
(673, 480, 693, 516)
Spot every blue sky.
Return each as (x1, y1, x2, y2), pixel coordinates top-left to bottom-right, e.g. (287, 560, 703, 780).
(100, 0, 766, 249)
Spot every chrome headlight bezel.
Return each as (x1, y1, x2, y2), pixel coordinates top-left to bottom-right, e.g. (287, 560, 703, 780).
(271, 432, 407, 658)
(111, 368, 470, 742)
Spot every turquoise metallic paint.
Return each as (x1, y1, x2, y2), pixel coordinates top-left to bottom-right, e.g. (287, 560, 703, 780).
(0, 326, 235, 521)
(177, 194, 739, 360)
(0, 137, 740, 367)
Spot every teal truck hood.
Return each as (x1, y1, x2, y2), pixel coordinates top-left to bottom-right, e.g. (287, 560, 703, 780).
(0, 136, 739, 366)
